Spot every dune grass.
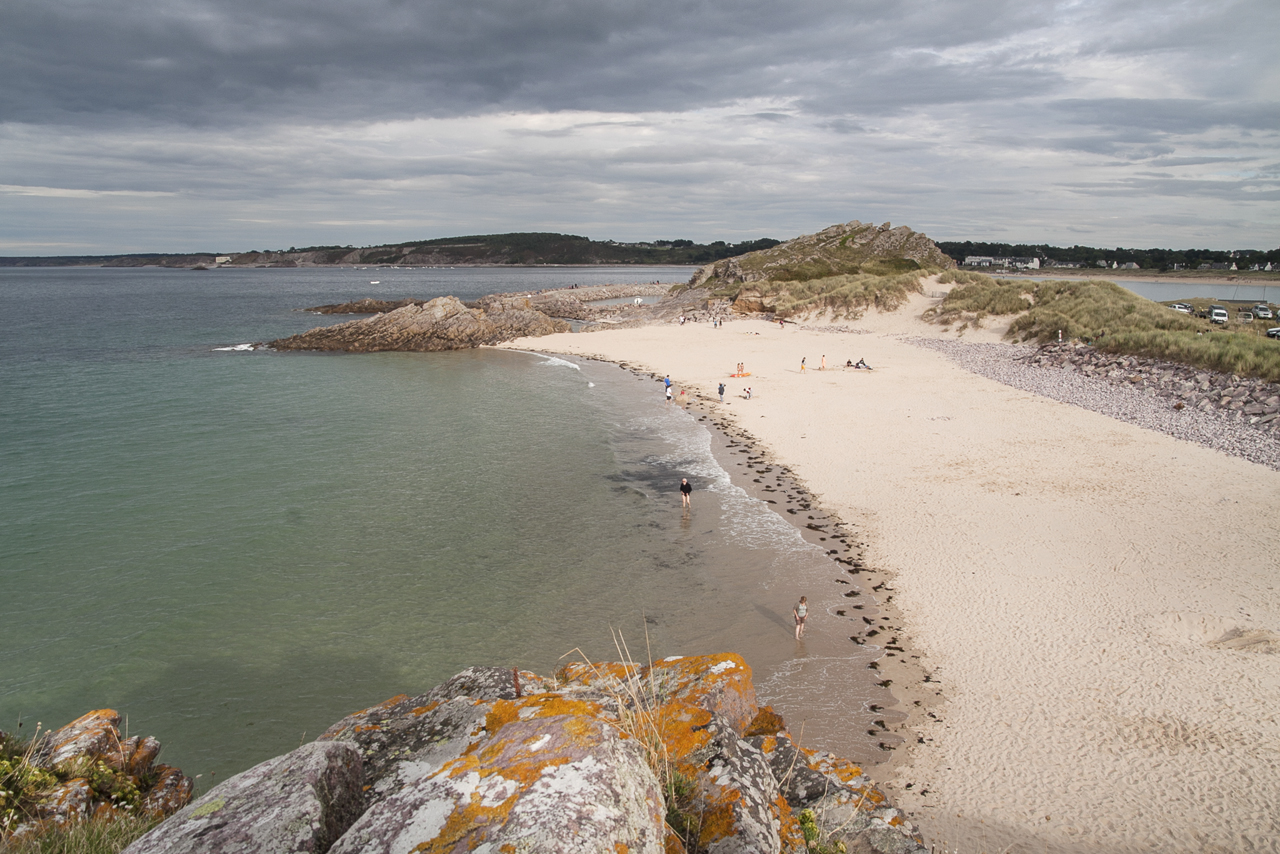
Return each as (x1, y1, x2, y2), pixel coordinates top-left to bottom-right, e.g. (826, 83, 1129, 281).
(0, 815, 159, 854)
(927, 276, 1280, 382)
(749, 270, 929, 319)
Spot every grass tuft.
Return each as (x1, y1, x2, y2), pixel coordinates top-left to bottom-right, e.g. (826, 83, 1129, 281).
(0, 813, 158, 854)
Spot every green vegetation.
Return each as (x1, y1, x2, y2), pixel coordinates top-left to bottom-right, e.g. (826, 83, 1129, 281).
(798, 807, 847, 854)
(0, 814, 158, 854)
(926, 274, 1280, 381)
(737, 271, 928, 319)
(0, 730, 155, 849)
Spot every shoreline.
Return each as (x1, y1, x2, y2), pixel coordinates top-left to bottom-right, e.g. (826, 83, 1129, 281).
(499, 303, 1280, 853)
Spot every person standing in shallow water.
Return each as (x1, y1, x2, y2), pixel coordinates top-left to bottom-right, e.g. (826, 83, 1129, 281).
(680, 478, 692, 508)
(793, 596, 808, 639)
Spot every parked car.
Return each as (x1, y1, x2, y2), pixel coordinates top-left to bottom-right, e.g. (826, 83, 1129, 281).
(1253, 304, 1274, 319)
(1237, 311, 1254, 323)
(1268, 327, 1280, 340)
(1169, 302, 1192, 314)
(1209, 305, 1229, 324)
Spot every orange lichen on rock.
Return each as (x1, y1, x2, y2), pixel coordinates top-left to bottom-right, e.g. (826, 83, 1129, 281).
(651, 700, 714, 768)
(646, 654, 758, 734)
(774, 793, 806, 852)
(743, 705, 788, 738)
(555, 660, 642, 688)
(484, 695, 604, 740)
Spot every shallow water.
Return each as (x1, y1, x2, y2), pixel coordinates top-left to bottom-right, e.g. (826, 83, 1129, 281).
(0, 266, 884, 782)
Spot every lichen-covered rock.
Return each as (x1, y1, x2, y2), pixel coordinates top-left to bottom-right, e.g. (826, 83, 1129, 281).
(123, 741, 363, 854)
(747, 734, 835, 807)
(648, 654, 759, 735)
(35, 777, 92, 825)
(139, 765, 195, 819)
(687, 725, 782, 854)
(328, 713, 664, 854)
(34, 709, 122, 769)
(743, 706, 788, 738)
(424, 665, 555, 703)
(118, 736, 162, 776)
(808, 791, 928, 854)
(270, 296, 569, 352)
(321, 694, 495, 806)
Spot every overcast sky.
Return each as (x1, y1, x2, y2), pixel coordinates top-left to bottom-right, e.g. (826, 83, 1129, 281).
(1, 0, 1276, 254)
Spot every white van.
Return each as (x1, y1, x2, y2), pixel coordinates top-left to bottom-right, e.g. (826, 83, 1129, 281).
(1209, 305, 1229, 324)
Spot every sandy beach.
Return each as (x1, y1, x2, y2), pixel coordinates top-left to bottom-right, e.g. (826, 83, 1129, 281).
(502, 289, 1280, 853)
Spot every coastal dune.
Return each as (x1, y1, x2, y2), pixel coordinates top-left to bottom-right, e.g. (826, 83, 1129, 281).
(502, 300, 1280, 853)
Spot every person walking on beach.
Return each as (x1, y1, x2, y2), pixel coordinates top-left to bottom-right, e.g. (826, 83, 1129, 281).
(664, 375, 672, 391)
(680, 478, 692, 508)
(821, 355, 826, 371)
(800, 357, 806, 373)
(718, 382, 726, 402)
(793, 596, 808, 639)
(665, 386, 673, 403)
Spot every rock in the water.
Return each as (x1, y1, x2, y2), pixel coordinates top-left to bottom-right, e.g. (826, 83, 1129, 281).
(328, 713, 665, 854)
(270, 295, 569, 352)
(123, 741, 363, 854)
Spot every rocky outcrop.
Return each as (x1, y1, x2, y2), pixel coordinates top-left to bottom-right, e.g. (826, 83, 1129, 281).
(123, 742, 363, 854)
(124, 653, 927, 854)
(1, 710, 193, 840)
(689, 221, 955, 293)
(269, 296, 569, 352)
(304, 297, 425, 314)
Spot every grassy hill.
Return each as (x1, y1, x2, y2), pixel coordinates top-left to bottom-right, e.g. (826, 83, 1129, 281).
(927, 272, 1280, 381)
(679, 220, 955, 318)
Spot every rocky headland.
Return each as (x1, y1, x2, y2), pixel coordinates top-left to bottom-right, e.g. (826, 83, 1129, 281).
(107, 654, 923, 854)
(273, 284, 728, 352)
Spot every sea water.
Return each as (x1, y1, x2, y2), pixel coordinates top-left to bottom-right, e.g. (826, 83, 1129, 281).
(0, 265, 883, 784)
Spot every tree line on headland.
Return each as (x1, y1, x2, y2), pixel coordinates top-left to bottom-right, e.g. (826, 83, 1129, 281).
(937, 241, 1280, 271)
(2, 231, 1277, 270)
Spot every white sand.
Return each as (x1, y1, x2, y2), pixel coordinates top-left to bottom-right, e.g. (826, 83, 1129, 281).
(501, 295, 1280, 853)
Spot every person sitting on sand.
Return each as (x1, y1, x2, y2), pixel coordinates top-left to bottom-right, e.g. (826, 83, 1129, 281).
(855, 358, 871, 370)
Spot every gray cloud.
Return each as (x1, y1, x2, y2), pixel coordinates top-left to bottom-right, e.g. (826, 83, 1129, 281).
(0, 0, 1277, 253)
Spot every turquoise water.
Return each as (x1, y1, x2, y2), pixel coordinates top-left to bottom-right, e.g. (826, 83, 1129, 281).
(0, 266, 882, 783)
